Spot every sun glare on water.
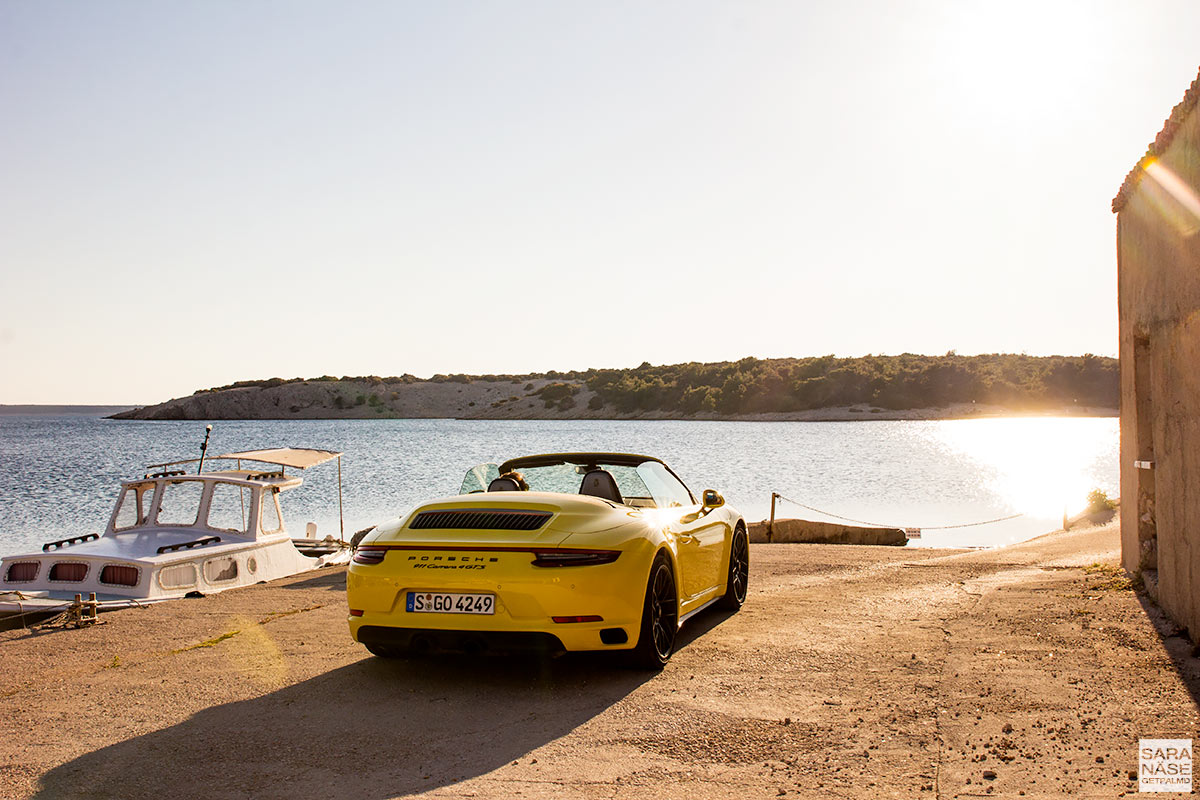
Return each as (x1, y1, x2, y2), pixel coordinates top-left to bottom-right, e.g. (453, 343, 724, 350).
(929, 417, 1118, 520)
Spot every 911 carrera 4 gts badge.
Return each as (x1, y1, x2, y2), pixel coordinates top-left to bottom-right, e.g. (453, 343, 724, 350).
(407, 554, 500, 570)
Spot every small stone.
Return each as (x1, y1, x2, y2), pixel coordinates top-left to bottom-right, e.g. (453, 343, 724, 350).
(1096, 756, 1104, 763)
(983, 770, 997, 780)
(1002, 723, 1013, 733)
(1128, 770, 1138, 781)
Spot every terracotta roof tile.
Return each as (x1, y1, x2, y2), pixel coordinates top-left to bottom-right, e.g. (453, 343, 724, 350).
(1112, 65, 1200, 213)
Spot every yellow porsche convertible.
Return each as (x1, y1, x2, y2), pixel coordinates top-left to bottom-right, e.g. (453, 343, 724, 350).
(347, 452, 748, 669)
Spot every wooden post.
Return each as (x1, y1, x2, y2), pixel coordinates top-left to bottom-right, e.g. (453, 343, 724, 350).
(337, 456, 345, 541)
(768, 492, 777, 543)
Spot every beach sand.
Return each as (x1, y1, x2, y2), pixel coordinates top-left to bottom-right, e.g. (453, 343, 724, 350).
(1, 521, 1195, 799)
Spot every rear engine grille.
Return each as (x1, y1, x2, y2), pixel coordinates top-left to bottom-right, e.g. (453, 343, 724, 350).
(410, 509, 552, 531)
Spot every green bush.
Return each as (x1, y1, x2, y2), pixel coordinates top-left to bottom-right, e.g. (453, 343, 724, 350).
(1087, 489, 1116, 513)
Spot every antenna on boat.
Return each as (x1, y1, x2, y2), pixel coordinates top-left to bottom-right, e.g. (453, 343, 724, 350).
(197, 425, 213, 474)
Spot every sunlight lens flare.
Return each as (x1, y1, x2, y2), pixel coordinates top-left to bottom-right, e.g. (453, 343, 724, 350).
(1142, 159, 1200, 238)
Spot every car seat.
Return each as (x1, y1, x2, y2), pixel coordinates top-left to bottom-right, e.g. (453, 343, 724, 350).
(578, 469, 623, 504)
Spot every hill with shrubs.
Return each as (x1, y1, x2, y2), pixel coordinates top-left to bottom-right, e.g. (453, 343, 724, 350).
(112, 353, 1118, 421)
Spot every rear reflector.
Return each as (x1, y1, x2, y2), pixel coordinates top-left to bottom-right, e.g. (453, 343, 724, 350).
(349, 609, 364, 617)
(100, 565, 139, 586)
(48, 563, 88, 582)
(353, 548, 386, 565)
(552, 615, 604, 624)
(532, 550, 620, 568)
(5, 562, 38, 582)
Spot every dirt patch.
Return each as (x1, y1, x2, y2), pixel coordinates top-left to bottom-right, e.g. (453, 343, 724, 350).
(1, 522, 1197, 799)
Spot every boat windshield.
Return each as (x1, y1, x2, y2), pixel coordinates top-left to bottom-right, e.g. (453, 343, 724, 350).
(113, 483, 157, 531)
(157, 480, 205, 526)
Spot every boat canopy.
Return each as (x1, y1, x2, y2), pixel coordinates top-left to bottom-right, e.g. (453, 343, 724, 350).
(218, 448, 342, 470)
(144, 445, 346, 539)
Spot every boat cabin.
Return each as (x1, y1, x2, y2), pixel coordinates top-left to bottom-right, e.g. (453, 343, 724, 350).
(0, 448, 344, 606)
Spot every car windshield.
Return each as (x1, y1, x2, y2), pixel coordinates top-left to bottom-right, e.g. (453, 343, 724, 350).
(459, 458, 694, 509)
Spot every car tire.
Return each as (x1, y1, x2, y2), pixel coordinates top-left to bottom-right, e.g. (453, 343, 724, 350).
(364, 642, 406, 659)
(628, 553, 678, 671)
(717, 526, 749, 611)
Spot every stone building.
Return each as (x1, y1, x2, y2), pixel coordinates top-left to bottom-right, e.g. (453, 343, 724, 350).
(1113, 67, 1200, 636)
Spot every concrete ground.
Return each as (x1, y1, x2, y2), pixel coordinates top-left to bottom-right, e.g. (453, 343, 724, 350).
(1, 522, 1196, 799)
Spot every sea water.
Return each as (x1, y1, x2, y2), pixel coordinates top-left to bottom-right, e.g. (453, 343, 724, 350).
(0, 415, 1118, 557)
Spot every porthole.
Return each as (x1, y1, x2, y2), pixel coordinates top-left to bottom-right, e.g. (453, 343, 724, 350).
(100, 565, 140, 587)
(48, 562, 88, 582)
(204, 557, 238, 583)
(159, 563, 198, 590)
(5, 561, 39, 582)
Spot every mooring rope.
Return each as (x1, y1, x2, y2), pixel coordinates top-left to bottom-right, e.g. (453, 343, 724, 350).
(774, 493, 1024, 531)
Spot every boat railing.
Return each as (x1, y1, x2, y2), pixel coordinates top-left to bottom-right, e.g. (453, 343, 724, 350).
(144, 469, 187, 479)
(156, 536, 222, 555)
(42, 533, 100, 552)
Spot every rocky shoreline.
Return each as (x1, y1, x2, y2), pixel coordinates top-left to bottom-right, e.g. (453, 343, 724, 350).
(111, 377, 1117, 422)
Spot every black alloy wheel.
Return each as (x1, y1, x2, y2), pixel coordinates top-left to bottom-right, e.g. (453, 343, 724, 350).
(717, 527, 749, 611)
(630, 554, 678, 670)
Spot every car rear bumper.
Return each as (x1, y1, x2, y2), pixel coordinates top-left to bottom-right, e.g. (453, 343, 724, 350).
(355, 625, 567, 654)
(346, 542, 655, 652)
(349, 614, 636, 652)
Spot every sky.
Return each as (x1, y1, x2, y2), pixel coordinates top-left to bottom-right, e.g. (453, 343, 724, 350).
(1, 1, 1198, 404)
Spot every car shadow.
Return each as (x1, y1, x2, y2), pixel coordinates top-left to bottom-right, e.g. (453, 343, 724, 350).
(34, 653, 651, 800)
(33, 605, 737, 800)
(275, 569, 347, 592)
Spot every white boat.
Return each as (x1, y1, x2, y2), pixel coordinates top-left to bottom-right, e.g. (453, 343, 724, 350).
(0, 446, 350, 626)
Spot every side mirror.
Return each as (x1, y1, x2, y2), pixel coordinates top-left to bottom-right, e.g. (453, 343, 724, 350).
(702, 489, 725, 509)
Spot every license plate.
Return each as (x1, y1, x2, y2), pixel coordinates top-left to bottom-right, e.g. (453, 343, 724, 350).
(406, 591, 495, 615)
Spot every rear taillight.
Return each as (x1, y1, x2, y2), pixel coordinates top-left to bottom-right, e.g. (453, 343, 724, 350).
(531, 549, 620, 567)
(349, 609, 364, 617)
(552, 615, 604, 623)
(352, 548, 386, 565)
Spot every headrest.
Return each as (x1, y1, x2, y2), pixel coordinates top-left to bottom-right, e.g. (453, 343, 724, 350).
(579, 469, 623, 504)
